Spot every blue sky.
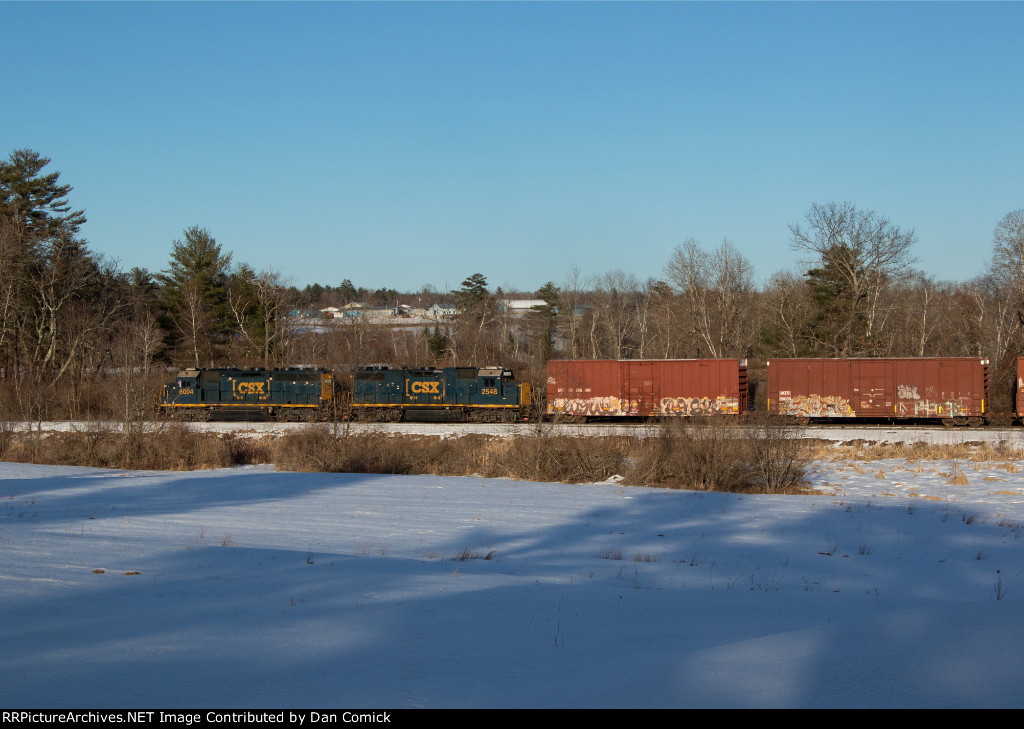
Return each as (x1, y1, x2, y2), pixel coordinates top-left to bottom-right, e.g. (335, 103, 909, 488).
(3, 1, 1021, 294)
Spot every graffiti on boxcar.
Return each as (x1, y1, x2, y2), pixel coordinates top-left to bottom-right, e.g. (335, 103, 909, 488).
(895, 399, 968, 417)
(549, 396, 625, 417)
(549, 394, 741, 417)
(897, 384, 920, 400)
(778, 394, 855, 417)
(655, 396, 739, 416)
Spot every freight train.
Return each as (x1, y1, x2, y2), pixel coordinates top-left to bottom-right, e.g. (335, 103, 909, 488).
(157, 356, 1022, 425)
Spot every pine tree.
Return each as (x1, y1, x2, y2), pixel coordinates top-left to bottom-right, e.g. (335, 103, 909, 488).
(158, 226, 233, 367)
(0, 149, 85, 250)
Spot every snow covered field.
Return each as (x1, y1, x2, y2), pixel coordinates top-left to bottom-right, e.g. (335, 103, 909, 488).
(2, 457, 1023, 708)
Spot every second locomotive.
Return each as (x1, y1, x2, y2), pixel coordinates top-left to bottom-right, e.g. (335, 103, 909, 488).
(350, 365, 531, 422)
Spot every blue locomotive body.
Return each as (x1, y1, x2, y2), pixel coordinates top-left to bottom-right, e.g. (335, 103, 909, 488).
(351, 366, 530, 422)
(159, 367, 334, 421)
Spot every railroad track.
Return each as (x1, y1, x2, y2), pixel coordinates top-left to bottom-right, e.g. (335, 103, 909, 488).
(8, 420, 1024, 447)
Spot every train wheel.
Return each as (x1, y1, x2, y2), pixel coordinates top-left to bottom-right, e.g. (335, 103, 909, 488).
(954, 416, 969, 427)
(967, 417, 985, 427)
(942, 418, 956, 428)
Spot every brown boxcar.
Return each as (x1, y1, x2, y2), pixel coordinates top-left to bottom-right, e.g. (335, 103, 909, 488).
(767, 358, 988, 424)
(546, 359, 748, 418)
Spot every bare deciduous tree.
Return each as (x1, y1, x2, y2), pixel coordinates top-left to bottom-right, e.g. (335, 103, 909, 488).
(760, 270, 814, 358)
(665, 238, 754, 358)
(789, 201, 916, 356)
(173, 276, 212, 368)
(229, 266, 293, 368)
(991, 210, 1024, 317)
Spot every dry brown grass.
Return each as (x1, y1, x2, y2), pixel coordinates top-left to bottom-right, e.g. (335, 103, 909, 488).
(0, 425, 259, 471)
(948, 463, 971, 485)
(269, 419, 811, 494)
(0, 419, 812, 494)
(271, 426, 634, 484)
(12, 420, 1019, 496)
(809, 439, 1024, 464)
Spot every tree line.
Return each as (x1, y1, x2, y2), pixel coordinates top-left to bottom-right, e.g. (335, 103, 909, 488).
(2, 147, 1023, 420)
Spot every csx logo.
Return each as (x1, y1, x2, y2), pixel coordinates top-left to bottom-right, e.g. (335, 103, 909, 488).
(235, 381, 268, 396)
(410, 381, 440, 395)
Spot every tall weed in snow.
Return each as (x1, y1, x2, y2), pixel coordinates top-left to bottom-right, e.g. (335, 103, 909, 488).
(743, 414, 809, 494)
(0, 420, 13, 459)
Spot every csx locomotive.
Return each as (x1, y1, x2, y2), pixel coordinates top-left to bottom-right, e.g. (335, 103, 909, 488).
(159, 367, 335, 421)
(350, 365, 531, 422)
(159, 365, 531, 422)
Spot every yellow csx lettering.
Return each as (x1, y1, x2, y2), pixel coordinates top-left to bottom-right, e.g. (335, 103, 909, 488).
(237, 381, 267, 396)
(410, 381, 440, 395)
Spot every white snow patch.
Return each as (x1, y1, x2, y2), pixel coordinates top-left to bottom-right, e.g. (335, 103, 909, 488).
(2, 458, 1023, 708)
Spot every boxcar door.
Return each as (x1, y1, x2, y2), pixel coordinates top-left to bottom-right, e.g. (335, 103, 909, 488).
(940, 360, 967, 417)
(855, 360, 890, 416)
(623, 361, 657, 417)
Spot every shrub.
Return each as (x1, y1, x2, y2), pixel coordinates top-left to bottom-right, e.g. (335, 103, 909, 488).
(742, 414, 809, 494)
(624, 416, 807, 493)
(627, 418, 750, 491)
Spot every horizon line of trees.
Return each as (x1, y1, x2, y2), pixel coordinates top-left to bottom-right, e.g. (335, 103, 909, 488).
(3, 147, 1024, 420)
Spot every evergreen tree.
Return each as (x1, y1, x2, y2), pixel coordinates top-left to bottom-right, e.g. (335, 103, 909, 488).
(454, 273, 490, 315)
(803, 244, 871, 356)
(0, 149, 85, 249)
(338, 279, 358, 303)
(449, 273, 496, 363)
(0, 149, 123, 417)
(157, 226, 233, 367)
(527, 281, 561, 360)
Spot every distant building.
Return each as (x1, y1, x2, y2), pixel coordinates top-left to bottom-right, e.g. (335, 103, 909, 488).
(427, 304, 457, 319)
(498, 299, 550, 316)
